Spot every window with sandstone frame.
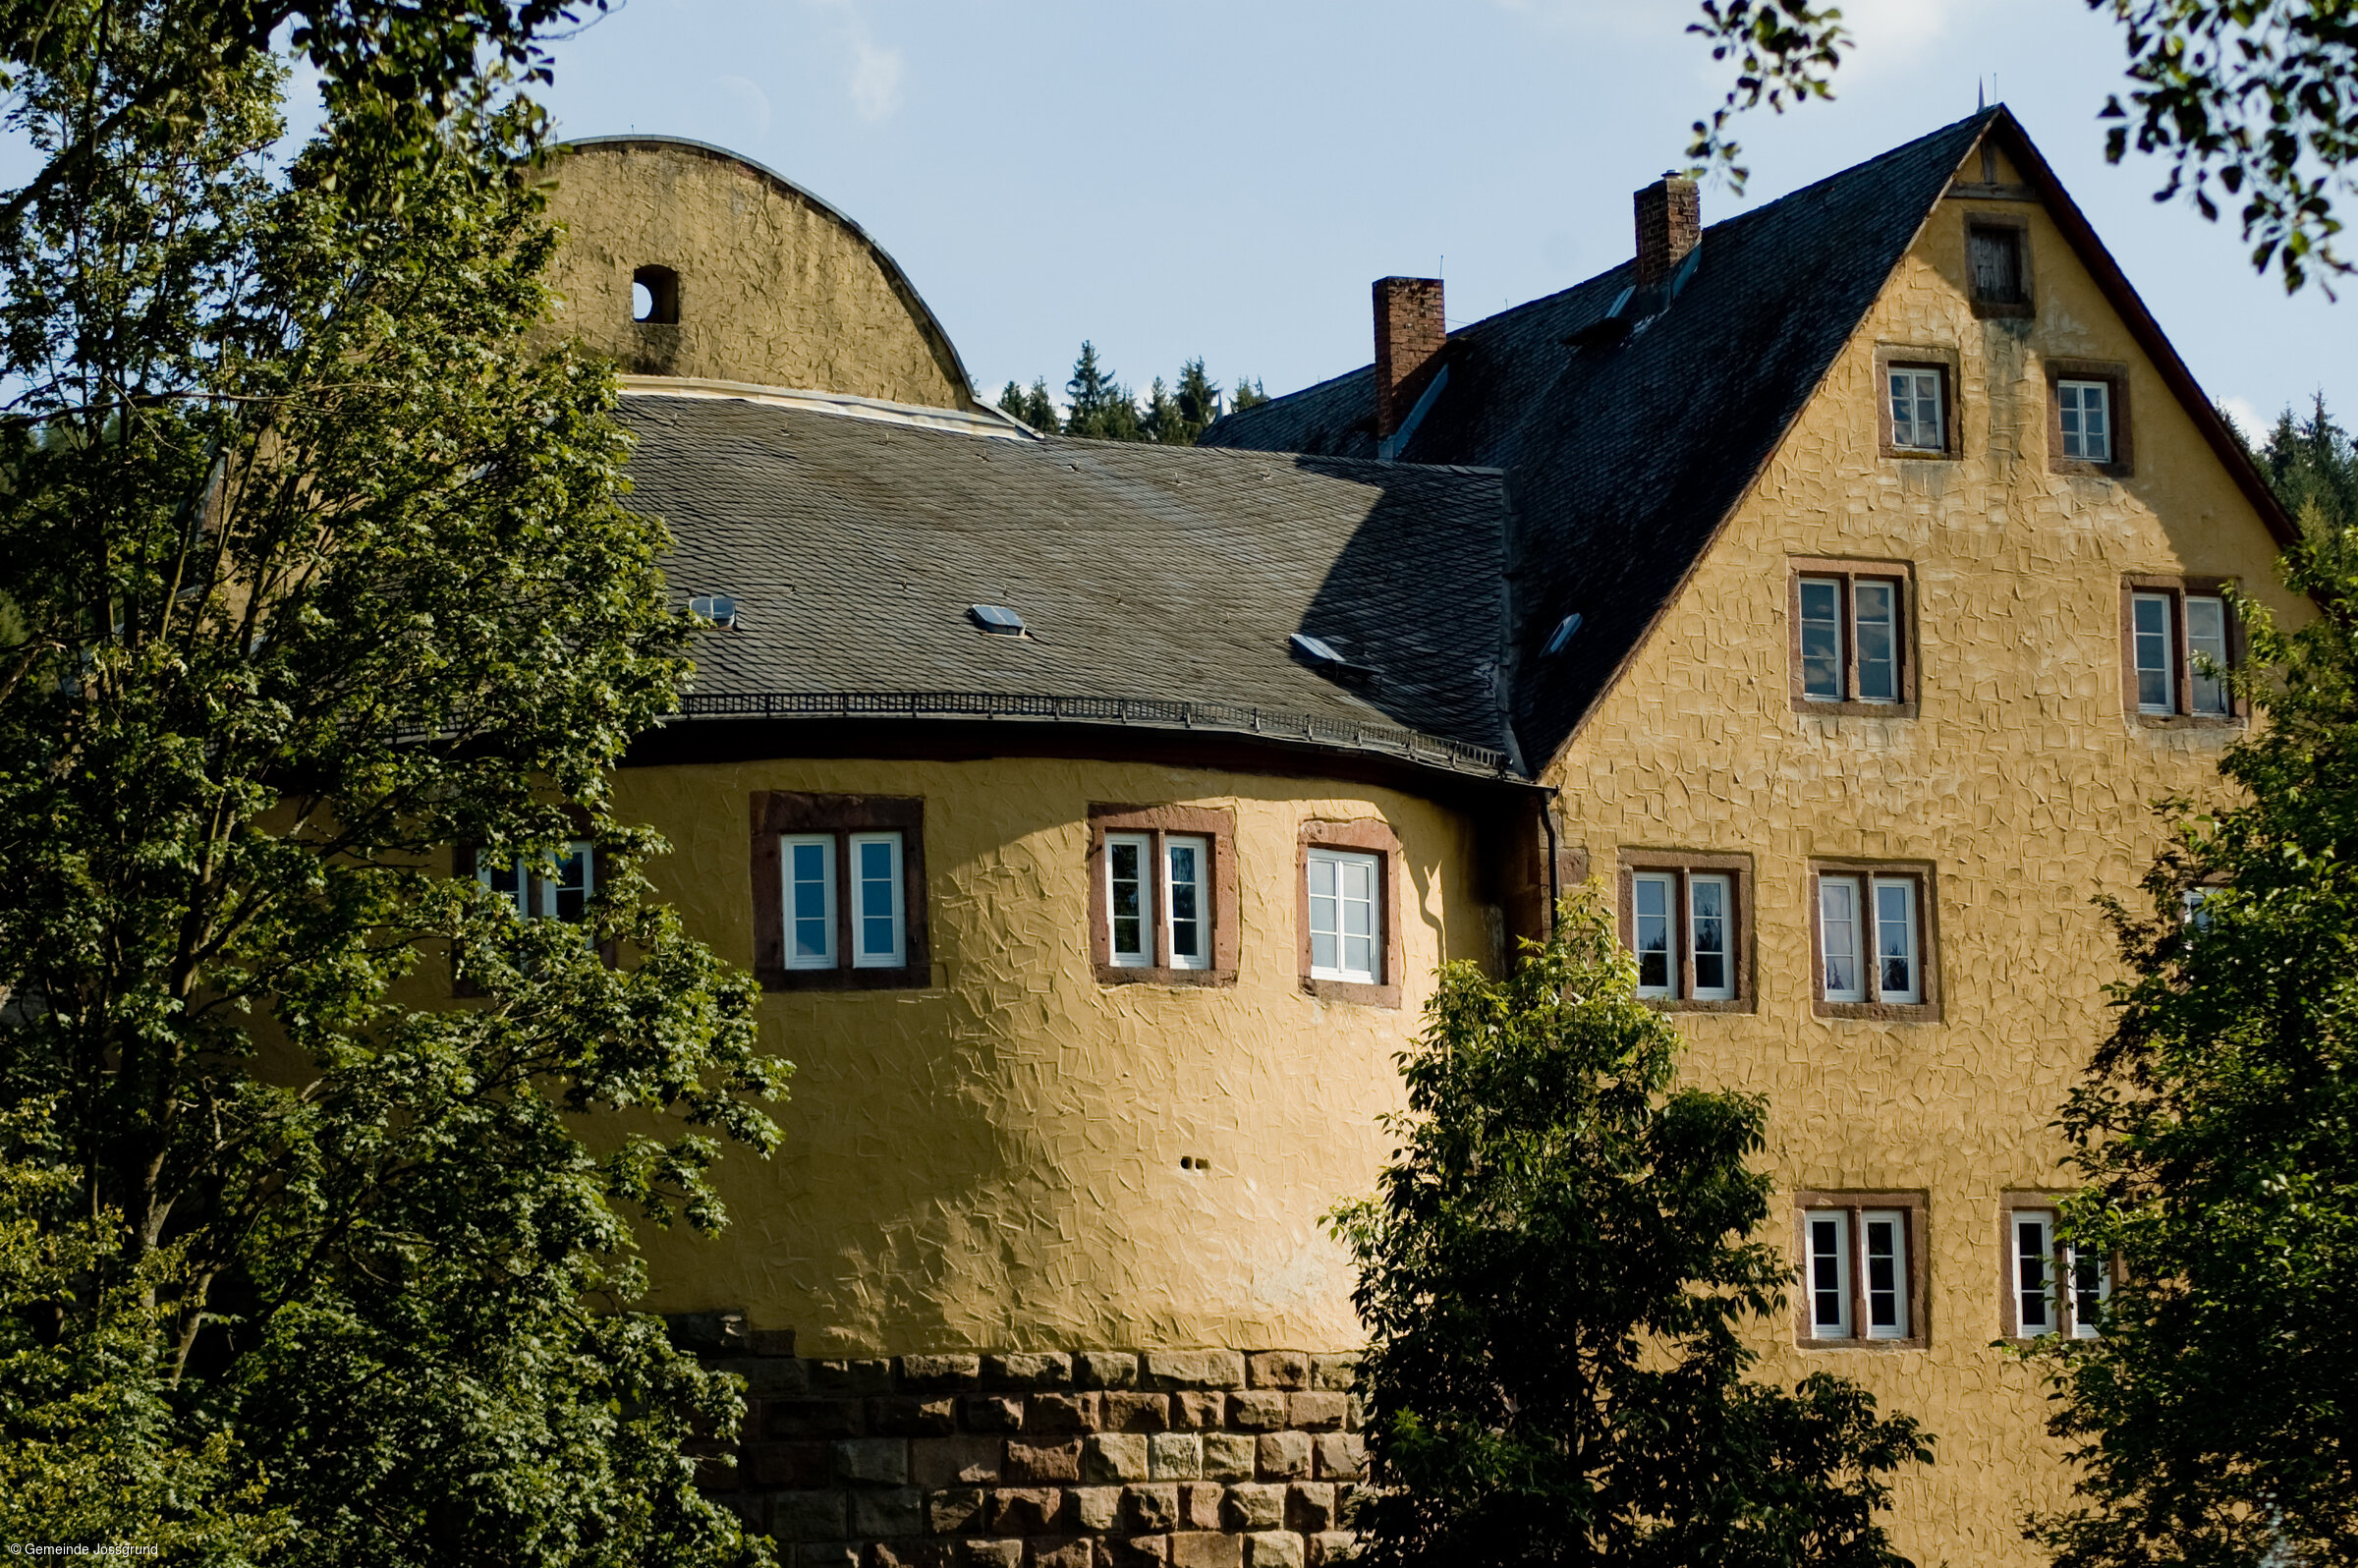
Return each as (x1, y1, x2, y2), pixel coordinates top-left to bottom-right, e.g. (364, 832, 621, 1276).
(2118, 575, 2246, 727)
(1808, 860, 1940, 1022)
(1788, 557, 1919, 718)
(1614, 849, 1754, 1013)
(1296, 818, 1403, 1009)
(1873, 345, 1961, 460)
(2048, 359, 2133, 477)
(1793, 1190, 1930, 1349)
(1088, 804, 1240, 987)
(749, 791, 929, 991)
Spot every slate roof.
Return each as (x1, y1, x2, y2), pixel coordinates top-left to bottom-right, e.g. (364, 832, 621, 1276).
(622, 393, 1519, 774)
(1202, 108, 2001, 763)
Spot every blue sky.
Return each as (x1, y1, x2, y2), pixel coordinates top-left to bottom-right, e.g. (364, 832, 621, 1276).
(524, 0, 2358, 436)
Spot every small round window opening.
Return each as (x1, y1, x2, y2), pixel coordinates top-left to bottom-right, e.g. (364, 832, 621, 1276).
(632, 265, 680, 325)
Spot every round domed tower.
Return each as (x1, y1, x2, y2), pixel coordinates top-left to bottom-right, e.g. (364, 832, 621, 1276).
(540, 137, 980, 411)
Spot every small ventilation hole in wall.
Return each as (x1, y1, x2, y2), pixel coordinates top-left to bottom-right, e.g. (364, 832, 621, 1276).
(1181, 1155, 1210, 1171)
(633, 264, 680, 325)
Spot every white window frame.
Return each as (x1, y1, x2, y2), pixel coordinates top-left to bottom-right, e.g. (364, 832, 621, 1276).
(548, 839, 595, 923)
(2185, 593, 2230, 716)
(1687, 871, 1735, 1002)
(2132, 591, 2176, 715)
(1104, 831, 1155, 969)
(1852, 579, 1899, 703)
(1887, 365, 1944, 452)
(848, 831, 906, 969)
(1861, 1208, 1911, 1341)
(1798, 575, 1845, 702)
(2012, 1209, 2058, 1338)
(1632, 870, 1677, 998)
(1307, 847, 1381, 984)
(779, 833, 838, 970)
(2071, 1236, 2111, 1340)
(1819, 874, 1866, 1003)
(1806, 1209, 1853, 1340)
(1871, 876, 1922, 1005)
(1164, 834, 1211, 972)
(479, 840, 595, 924)
(2058, 378, 2112, 463)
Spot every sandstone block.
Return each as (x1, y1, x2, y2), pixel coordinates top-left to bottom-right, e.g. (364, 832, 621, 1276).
(960, 1541, 1023, 1568)
(1170, 1535, 1243, 1568)
(1170, 1393, 1222, 1431)
(1032, 1540, 1092, 1568)
(1027, 1393, 1102, 1433)
(870, 1542, 948, 1568)
(1201, 1433, 1257, 1482)
(986, 1354, 1074, 1391)
(1147, 1433, 1202, 1480)
(1226, 1393, 1287, 1432)
(966, 1397, 1026, 1433)
(1145, 1350, 1245, 1390)
(1307, 1357, 1358, 1394)
(1344, 1397, 1365, 1434)
(1096, 1537, 1168, 1568)
(1311, 1435, 1363, 1482)
(873, 1398, 960, 1437)
(1005, 1440, 1083, 1484)
(1220, 1484, 1285, 1533)
(1284, 1395, 1347, 1433)
(900, 1356, 983, 1393)
(773, 1490, 849, 1542)
(1305, 1535, 1356, 1568)
(1245, 1353, 1310, 1391)
(988, 1487, 1070, 1536)
(771, 1400, 863, 1439)
(1256, 1433, 1312, 1481)
(1178, 1484, 1222, 1532)
(801, 1544, 862, 1568)
(748, 1441, 834, 1489)
(814, 1360, 896, 1397)
(928, 1488, 986, 1536)
(837, 1438, 909, 1486)
(1072, 1351, 1140, 1389)
(1070, 1486, 1122, 1533)
(1120, 1484, 1181, 1535)
(719, 1356, 813, 1396)
(1102, 1392, 1171, 1433)
(915, 1435, 1004, 1489)
(1285, 1484, 1335, 1534)
(1245, 1534, 1303, 1568)
(855, 1488, 926, 1538)
(1083, 1434, 1151, 1484)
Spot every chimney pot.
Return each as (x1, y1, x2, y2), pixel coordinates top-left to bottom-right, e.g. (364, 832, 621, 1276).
(1372, 276, 1446, 440)
(1633, 176, 1701, 292)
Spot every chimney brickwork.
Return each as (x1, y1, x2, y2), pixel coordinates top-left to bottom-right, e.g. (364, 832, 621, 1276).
(1633, 176, 1701, 291)
(1372, 277, 1446, 439)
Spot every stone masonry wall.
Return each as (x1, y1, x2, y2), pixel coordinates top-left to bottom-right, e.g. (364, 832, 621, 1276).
(686, 1330, 1365, 1568)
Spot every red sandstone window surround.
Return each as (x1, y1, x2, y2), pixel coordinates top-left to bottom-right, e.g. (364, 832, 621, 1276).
(1296, 818, 1403, 1009)
(1614, 849, 1754, 1013)
(2118, 575, 2245, 726)
(1999, 1194, 2117, 1341)
(1808, 860, 1940, 1022)
(1087, 804, 1240, 987)
(750, 791, 929, 990)
(1788, 557, 1919, 718)
(1793, 1190, 1930, 1349)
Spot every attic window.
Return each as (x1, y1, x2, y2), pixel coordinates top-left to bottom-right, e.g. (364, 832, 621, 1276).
(1544, 613, 1584, 655)
(689, 594, 737, 629)
(1291, 633, 1378, 683)
(969, 603, 1025, 636)
(1967, 222, 2030, 316)
(633, 265, 680, 325)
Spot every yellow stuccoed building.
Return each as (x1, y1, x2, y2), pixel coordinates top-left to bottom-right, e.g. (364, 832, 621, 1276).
(530, 112, 2300, 1567)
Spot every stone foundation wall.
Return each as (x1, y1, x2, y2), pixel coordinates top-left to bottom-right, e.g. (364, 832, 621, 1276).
(688, 1332, 1366, 1568)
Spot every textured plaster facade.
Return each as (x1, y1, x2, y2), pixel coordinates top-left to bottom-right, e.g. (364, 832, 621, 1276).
(1542, 141, 2306, 1564)
(614, 756, 1489, 1358)
(540, 139, 976, 408)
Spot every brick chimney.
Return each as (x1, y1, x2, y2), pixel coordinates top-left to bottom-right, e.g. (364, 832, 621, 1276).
(1373, 276, 1446, 440)
(1633, 175, 1701, 291)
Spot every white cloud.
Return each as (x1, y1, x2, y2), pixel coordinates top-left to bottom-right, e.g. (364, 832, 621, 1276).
(2219, 395, 2264, 441)
(716, 74, 772, 140)
(848, 36, 904, 122)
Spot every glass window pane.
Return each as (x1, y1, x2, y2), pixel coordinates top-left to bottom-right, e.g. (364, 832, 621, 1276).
(851, 833, 903, 967)
(480, 856, 529, 920)
(2186, 595, 2229, 714)
(1166, 837, 1206, 968)
(1633, 874, 1673, 994)
(1108, 836, 1149, 964)
(1810, 1213, 1848, 1337)
(1820, 877, 1861, 1000)
(1865, 1212, 1906, 1337)
(2073, 1246, 2108, 1338)
(2133, 593, 2174, 712)
(1689, 874, 1729, 998)
(1854, 581, 1897, 701)
(783, 836, 835, 967)
(2017, 1216, 2052, 1333)
(1799, 578, 1843, 700)
(552, 841, 592, 924)
(1875, 879, 1917, 1002)
(1309, 850, 1380, 982)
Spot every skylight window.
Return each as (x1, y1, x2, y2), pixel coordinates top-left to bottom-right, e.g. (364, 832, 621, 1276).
(1290, 633, 1346, 665)
(1544, 613, 1584, 655)
(689, 594, 737, 628)
(970, 603, 1026, 635)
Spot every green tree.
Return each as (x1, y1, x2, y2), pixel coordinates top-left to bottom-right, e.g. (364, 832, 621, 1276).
(2027, 501, 2358, 1568)
(1062, 340, 1141, 441)
(997, 377, 1061, 433)
(1689, 0, 2358, 291)
(1229, 376, 1269, 414)
(0, 8, 782, 1563)
(2252, 393, 2358, 544)
(1329, 892, 1933, 1568)
(1002, 351, 1263, 444)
